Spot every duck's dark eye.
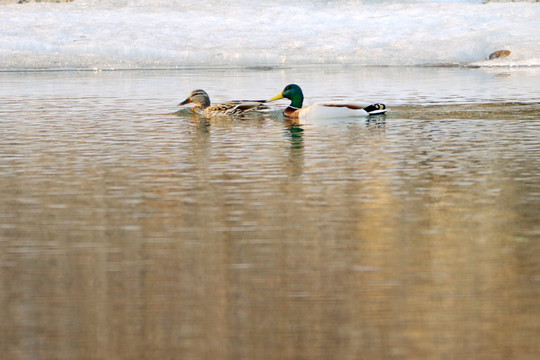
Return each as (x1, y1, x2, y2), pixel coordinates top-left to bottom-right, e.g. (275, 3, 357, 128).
(284, 85, 290, 91)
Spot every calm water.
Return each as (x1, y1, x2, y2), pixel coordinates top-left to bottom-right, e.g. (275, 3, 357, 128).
(1, 67, 539, 360)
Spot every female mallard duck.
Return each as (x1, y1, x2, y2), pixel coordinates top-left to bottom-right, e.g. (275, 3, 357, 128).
(178, 89, 268, 117)
(268, 84, 387, 120)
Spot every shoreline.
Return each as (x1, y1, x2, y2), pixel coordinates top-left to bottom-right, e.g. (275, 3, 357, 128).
(1, 63, 540, 73)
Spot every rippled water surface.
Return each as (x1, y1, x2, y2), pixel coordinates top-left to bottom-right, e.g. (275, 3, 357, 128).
(1, 67, 539, 360)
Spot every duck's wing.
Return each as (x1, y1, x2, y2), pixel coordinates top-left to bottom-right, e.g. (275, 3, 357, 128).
(205, 101, 270, 116)
(209, 101, 267, 110)
(206, 103, 238, 112)
(231, 102, 269, 111)
(322, 103, 387, 114)
(231, 99, 268, 103)
(322, 103, 364, 110)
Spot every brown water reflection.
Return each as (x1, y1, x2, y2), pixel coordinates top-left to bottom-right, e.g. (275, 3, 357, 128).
(1, 73, 540, 359)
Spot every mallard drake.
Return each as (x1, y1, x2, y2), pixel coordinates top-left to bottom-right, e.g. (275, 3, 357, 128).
(268, 84, 387, 120)
(178, 89, 268, 117)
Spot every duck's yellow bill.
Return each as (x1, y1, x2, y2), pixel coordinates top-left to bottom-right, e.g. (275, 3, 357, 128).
(268, 92, 283, 102)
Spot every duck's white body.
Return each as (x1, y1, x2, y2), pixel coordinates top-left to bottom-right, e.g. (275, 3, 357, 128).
(295, 103, 373, 120)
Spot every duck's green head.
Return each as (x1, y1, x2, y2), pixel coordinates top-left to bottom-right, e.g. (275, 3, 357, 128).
(268, 84, 304, 109)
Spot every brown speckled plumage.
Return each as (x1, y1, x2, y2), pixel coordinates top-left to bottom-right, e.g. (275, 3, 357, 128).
(178, 89, 268, 117)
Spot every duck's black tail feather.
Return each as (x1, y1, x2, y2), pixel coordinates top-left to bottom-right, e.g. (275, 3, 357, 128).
(364, 103, 387, 115)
